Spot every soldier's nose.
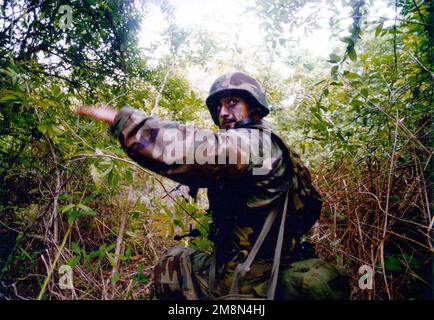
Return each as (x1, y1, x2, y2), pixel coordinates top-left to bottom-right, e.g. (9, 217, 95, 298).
(219, 106, 230, 118)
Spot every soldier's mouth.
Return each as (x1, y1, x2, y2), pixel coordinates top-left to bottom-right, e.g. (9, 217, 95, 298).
(223, 119, 235, 124)
(223, 121, 235, 129)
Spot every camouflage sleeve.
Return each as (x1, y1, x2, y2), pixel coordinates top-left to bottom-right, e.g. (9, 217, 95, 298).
(111, 107, 266, 187)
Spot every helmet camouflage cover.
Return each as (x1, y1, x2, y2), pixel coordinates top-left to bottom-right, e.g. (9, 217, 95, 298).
(206, 72, 270, 125)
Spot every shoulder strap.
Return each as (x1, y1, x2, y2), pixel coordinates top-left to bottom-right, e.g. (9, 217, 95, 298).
(225, 191, 289, 299)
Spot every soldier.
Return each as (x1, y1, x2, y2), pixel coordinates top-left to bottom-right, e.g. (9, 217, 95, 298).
(75, 72, 350, 300)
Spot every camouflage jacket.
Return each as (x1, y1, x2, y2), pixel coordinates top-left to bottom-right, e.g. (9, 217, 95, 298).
(111, 107, 323, 265)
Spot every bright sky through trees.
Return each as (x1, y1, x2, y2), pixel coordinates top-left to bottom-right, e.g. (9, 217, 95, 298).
(139, 0, 396, 94)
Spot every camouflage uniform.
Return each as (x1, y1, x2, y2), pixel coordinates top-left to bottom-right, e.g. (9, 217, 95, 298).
(111, 72, 349, 300)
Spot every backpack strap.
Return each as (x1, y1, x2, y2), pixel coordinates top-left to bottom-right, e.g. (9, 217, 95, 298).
(226, 191, 289, 299)
(267, 189, 289, 299)
(208, 194, 282, 299)
(208, 252, 217, 299)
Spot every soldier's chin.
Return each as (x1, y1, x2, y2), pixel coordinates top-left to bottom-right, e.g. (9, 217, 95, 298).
(223, 122, 235, 130)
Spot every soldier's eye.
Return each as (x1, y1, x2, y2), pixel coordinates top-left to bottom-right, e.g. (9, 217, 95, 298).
(229, 99, 238, 106)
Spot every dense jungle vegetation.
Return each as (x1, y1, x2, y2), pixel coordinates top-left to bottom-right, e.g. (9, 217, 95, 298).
(0, 0, 432, 300)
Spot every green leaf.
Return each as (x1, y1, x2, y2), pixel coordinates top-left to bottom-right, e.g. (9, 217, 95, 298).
(348, 47, 357, 62)
(375, 22, 384, 37)
(18, 248, 32, 261)
(135, 274, 149, 284)
(328, 53, 340, 63)
(384, 256, 405, 272)
(76, 204, 93, 212)
(350, 99, 363, 109)
(331, 65, 338, 76)
(37, 123, 49, 134)
(60, 204, 75, 214)
(67, 255, 81, 267)
(68, 210, 96, 224)
(340, 36, 354, 45)
(131, 211, 140, 219)
(106, 252, 117, 268)
(111, 272, 120, 285)
(71, 242, 81, 255)
(343, 71, 359, 79)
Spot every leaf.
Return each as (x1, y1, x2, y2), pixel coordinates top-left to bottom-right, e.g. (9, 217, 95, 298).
(350, 99, 363, 108)
(28, 188, 39, 194)
(126, 231, 136, 238)
(67, 210, 96, 225)
(111, 272, 120, 285)
(343, 71, 359, 79)
(331, 65, 338, 76)
(60, 204, 75, 214)
(348, 47, 357, 62)
(106, 252, 117, 268)
(340, 36, 354, 45)
(137, 263, 144, 275)
(384, 256, 405, 272)
(76, 204, 93, 212)
(124, 247, 132, 261)
(0, 90, 25, 103)
(67, 255, 81, 267)
(37, 123, 49, 134)
(18, 248, 32, 261)
(71, 242, 81, 255)
(375, 22, 384, 37)
(90, 164, 103, 189)
(328, 53, 340, 63)
(135, 274, 149, 284)
(131, 211, 140, 219)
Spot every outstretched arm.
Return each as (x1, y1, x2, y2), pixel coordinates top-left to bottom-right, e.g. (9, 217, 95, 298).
(74, 105, 269, 187)
(74, 105, 118, 125)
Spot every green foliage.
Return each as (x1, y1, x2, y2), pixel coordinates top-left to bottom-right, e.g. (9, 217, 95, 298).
(0, 0, 431, 300)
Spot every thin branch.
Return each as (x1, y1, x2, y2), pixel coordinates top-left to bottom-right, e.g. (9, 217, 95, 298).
(405, 50, 434, 80)
(37, 224, 72, 300)
(65, 153, 208, 231)
(151, 61, 175, 116)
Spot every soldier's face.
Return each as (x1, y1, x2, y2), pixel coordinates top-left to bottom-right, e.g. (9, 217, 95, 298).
(217, 95, 250, 130)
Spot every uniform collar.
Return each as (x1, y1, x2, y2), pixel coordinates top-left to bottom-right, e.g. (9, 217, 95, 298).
(234, 117, 272, 130)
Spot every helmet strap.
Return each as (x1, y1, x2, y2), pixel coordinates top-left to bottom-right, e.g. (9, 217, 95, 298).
(234, 109, 261, 128)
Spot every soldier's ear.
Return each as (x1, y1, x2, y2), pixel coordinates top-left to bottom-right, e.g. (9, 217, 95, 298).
(250, 107, 262, 121)
(252, 114, 262, 123)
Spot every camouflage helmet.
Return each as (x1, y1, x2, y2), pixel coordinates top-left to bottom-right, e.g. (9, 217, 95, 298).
(205, 72, 269, 125)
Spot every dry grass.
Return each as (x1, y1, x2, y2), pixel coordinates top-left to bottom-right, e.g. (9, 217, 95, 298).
(312, 150, 432, 299)
(1, 142, 432, 300)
